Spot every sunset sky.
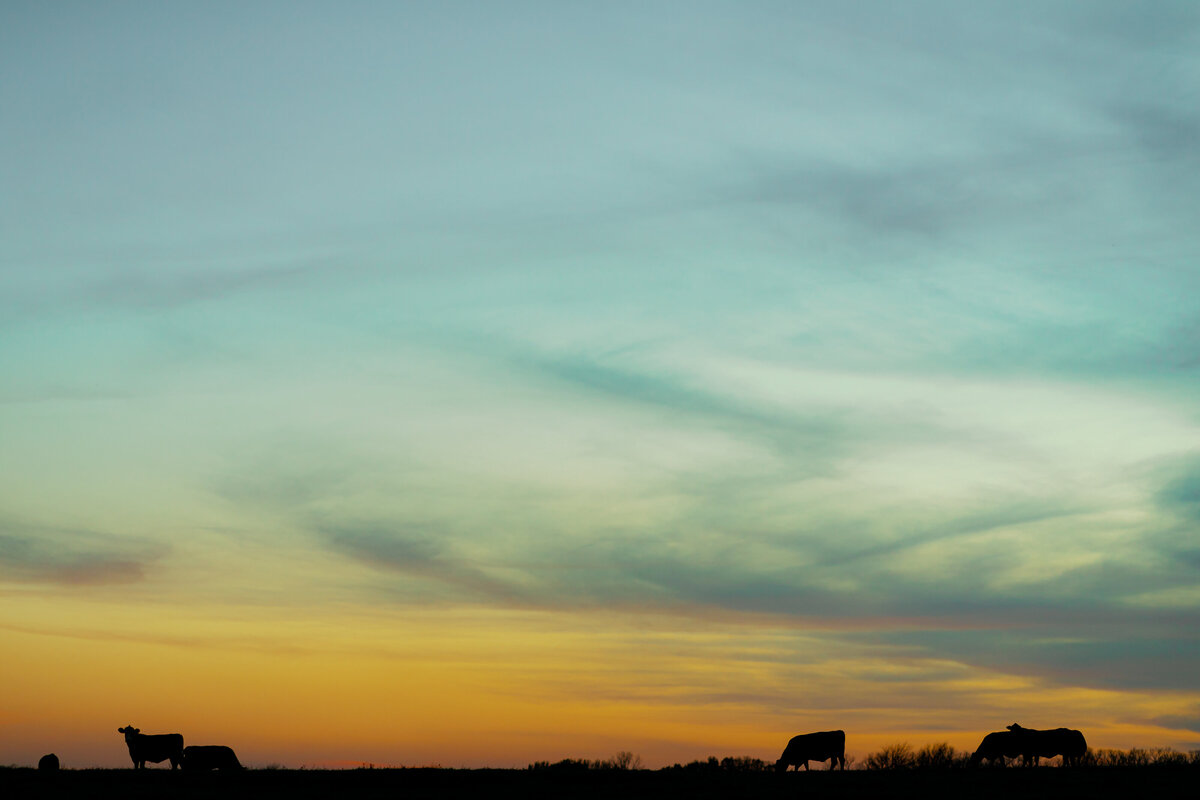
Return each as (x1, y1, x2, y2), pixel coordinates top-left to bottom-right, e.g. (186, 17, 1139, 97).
(2, 0, 1199, 769)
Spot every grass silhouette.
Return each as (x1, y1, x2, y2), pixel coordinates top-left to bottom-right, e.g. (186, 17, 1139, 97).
(3, 747, 1200, 800)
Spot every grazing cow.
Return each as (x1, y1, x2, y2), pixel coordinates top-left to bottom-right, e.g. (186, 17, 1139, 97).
(38, 753, 59, 771)
(117, 725, 184, 770)
(969, 731, 1023, 767)
(1006, 723, 1087, 767)
(181, 745, 244, 771)
(775, 730, 847, 772)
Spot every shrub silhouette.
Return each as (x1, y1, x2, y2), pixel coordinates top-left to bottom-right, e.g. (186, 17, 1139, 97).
(535, 745, 1200, 774)
(1091, 748, 1151, 767)
(864, 742, 916, 770)
(665, 756, 779, 772)
(528, 753, 643, 772)
(1083, 747, 1200, 768)
(1146, 748, 1190, 767)
(915, 742, 967, 769)
(527, 758, 595, 772)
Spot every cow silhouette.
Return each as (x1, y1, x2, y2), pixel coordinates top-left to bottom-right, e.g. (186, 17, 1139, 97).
(38, 753, 59, 771)
(181, 745, 244, 771)
(775, 730, 846, 771)
(970, 730, 1023, 766)
(1006, 723, 1087, 766)
(117, 725, 184, 770)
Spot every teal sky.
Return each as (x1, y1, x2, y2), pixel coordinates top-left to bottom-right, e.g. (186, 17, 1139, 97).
(2, 0, 1200, 764)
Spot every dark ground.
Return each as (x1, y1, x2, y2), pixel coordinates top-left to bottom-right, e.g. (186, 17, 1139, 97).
(3, 766, 1197, 800)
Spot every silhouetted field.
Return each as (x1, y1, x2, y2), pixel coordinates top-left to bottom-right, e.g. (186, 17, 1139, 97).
(3, 765, 1198, 800)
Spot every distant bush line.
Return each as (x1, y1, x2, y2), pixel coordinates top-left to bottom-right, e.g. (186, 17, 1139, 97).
(528, 745, 1200, 772)
(858, 743, 1200, 770)
(527, 751, 644, 772)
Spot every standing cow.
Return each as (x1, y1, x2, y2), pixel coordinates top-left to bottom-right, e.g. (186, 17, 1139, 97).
(776, 730, 847, 771)
(182, 745, 244, 771)
(117, 725, 184, 770)
(1006, 723, 1088, 766)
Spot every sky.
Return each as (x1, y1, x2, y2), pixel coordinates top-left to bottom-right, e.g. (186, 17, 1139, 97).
(1, 0, 1199, 769)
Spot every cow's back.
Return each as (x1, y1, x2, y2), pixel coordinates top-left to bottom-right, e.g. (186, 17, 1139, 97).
(182, 745, 243, 771)
(783, 730, 845, 761)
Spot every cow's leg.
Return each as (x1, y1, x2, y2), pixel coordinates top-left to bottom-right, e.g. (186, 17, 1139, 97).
(802, 760, 809, 771)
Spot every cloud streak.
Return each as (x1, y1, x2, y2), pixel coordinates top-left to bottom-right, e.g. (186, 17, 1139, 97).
(0, 521, 166, 586)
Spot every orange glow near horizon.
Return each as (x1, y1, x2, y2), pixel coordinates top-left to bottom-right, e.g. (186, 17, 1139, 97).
(4, 597, 1198, 769)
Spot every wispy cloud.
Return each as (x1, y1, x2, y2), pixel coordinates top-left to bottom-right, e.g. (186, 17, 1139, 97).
(864, 626, 1200, 693)
(513, 349, 851, 468)
(0, 520, 167, 586)
(322, 521, 530, 605)
(1157, 455, 1200, 521)
(813, 502, 1081, 567)
(0, 251, 351, 327)
(80, 261, 333, 311)
(1154, 709, 1200, 735)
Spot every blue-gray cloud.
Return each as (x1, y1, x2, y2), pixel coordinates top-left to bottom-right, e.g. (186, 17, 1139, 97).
(517, 351, 852, 467)
(812, 502, 1079, 567)
(1154, 710, 1200, 735)
(312, 512, 1200, 692)
(0, 521, 166, 586)
(1158, 456, 1200, 522)
(321, 522, 531, 606)
(81, 261, 332, 311)
(1, 256, 348, 326)
(303, 495, 1194, 621)
(862, 627, 1200, 693)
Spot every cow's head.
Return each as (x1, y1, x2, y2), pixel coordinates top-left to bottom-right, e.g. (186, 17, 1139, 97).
(1006, 723, 1026, 732)
(118, 726, 140, 740)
